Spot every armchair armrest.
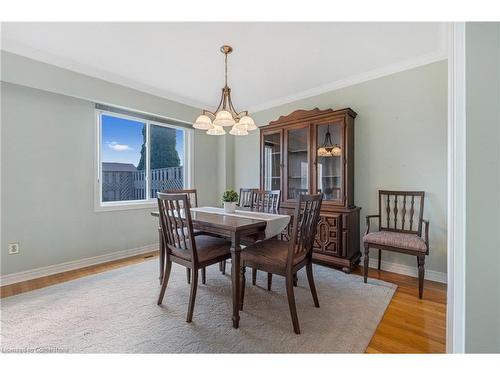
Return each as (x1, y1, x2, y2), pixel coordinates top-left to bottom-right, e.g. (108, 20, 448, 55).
(421, 219, 430, 250)
(365, 215, 380, 235)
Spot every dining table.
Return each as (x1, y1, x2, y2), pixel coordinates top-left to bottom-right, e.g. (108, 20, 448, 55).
(150, 206, 291, 329)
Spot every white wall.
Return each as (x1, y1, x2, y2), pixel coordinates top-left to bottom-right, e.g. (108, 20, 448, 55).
(1, 52, 219, 276)
(464, 22, 500, 353)
(233, 61, 448, 275)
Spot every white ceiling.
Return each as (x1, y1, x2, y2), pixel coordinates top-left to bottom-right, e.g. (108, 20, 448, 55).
(1, 22, 447, 112)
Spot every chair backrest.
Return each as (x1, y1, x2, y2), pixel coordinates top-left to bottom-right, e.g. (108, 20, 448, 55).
(252, 190, 281, 213)
(378, 190, 425, 236)
(289, 188, 308, 200)
(157, 192, 198, 264)
(287, 194, 323, 269)
(163, 189, 198, 208)
(239, 188, 259, 207)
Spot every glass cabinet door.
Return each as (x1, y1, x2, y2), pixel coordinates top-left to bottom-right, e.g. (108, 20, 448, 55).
(286, 126, 309, 200)
(315, 122, 344, 203)
(262, 131, 282, 191)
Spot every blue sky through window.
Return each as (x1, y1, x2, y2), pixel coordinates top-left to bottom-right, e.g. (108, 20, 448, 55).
(101, 114, 184, 167)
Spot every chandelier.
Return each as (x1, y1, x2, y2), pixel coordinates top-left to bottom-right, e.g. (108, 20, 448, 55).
(193, 45, 256, 136)
(317, 125, 342, 157)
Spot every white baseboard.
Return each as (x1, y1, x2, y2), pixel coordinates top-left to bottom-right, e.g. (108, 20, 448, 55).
(0, 244, 158, 286)
(362, 256, 447, 284)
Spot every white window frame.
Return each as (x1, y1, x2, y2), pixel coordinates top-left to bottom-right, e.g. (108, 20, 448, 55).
(94, 109, 193, 212)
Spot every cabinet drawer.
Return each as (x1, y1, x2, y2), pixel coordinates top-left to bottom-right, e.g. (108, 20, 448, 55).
(313, 240, 338, 256)
(313, 214, 342, 256)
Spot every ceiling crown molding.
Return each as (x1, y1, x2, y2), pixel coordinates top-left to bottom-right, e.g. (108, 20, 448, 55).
(249, 22, 449, 113)
(248, 49, 448, 114)
(1, 37, 210, 110)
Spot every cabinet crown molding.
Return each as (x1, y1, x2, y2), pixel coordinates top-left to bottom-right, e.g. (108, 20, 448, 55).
(268, 107, 357, 127)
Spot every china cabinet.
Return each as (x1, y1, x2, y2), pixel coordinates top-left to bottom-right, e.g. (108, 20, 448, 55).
(259, 108, 361, 272)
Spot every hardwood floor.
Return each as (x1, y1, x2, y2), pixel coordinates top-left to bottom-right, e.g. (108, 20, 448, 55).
(0, 252, 447, 353)
(355, 267, 447, 353)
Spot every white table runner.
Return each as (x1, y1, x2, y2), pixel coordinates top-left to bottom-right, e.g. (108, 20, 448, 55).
(191, 207, 290, 239)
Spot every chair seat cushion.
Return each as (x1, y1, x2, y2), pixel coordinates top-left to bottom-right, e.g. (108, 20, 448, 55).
(241, 239, 305, 272)
(363, 231, 427, 252)
(170, 235, 231, 263)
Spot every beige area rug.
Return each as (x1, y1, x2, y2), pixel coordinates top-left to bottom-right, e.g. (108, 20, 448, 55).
(1, 260, 396, 353)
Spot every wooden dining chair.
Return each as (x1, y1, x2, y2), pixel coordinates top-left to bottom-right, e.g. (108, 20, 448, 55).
(238, 188, 259, 207)
(289, 188, 308, 200)
(363, 190, 430, 299)
(156, 193, 232, 322)
(240, 194, 323, 334)
(251, 189, 281, 213)
(163, 188, 198, 208)
(160, 189, 199, 284)
(160, 188, 223, 285)
(250, 189, 281, 288)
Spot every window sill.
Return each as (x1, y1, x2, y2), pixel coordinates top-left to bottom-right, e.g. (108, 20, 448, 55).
(95, 200, 157, 213)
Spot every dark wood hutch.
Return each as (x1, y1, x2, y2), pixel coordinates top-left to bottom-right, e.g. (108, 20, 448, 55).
(259, 108, 361, 272)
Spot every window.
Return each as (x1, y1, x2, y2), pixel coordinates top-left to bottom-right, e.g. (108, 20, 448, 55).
(96, 111, 190, 209)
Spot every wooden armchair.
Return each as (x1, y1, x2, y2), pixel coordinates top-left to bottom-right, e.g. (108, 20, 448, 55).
(363, 190, 430, 298)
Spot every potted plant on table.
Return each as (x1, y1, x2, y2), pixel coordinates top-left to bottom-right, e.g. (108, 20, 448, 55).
(222, 189, 239, 213)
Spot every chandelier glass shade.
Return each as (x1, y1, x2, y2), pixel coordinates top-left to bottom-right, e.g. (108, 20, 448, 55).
(229, 123, 249, 136)
(193, 114, 214, 130)
(238, 115, 257, 131)
(317, 125, 342, 157)
(213, 110, 236, 127)
(207, 124, 226, 136)
(193, 45, 256, 136)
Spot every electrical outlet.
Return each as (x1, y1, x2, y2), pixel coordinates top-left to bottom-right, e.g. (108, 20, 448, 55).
(8, 243, 20, 255)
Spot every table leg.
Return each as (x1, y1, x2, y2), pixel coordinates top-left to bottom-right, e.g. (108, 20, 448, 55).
(158, 227, 164, 285)
(231, 232, 241, 329)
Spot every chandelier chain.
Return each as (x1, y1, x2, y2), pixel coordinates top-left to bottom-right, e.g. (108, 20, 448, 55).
(224, 52, 228, 87)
